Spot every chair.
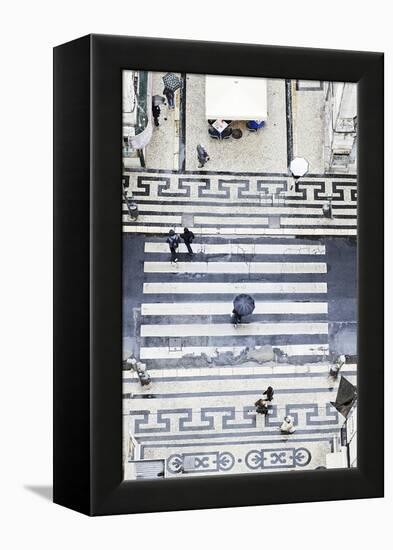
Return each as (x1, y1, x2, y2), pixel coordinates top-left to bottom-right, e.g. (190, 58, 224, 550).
(247, 120, 265, 133)
(208, 128, 220, 139)
(221, 127, 233, 140)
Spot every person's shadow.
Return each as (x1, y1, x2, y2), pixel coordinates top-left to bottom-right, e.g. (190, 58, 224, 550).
(24, 485, 52, 501)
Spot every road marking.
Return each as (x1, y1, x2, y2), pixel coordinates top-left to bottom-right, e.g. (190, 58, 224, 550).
(141, 301, 328, 316)
(140, 322, 328, 337)
(124, 226, 357, 236)
(143, 281, 327, 294)
(122, 214, 181, 224)
(280, 217, 357, 227)
(144, 242, 326, 255)
(139, 344, 329, 359)
(143, 261, 327, 274)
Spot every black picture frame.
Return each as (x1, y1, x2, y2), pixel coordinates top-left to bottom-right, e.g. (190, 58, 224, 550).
(53, 34, 384, 516)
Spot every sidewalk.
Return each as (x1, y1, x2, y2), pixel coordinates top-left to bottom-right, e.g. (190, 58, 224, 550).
(144, 71, 180, 169)
(293, 80, 325, 174)
(185, 74, 288, 173)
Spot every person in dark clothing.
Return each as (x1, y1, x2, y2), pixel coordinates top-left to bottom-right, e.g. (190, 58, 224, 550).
(197, 144, 210, 168)
(231, 309, 242, 325)
(255, 398, 269, 415)
(152, 104, 161, 127)
(163, 87, 175, 109)
(166, 229, 180, 262)
(180, 227, 195, 255)
(263, 386, 274, 402)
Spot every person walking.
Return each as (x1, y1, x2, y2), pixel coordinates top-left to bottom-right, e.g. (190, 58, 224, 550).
(280, 415, 296, 434)
(163, 87, 175, 109)
(263, 386, 274, 402)
(330, 354, 346, 377)
(166, 229, 180, 263)
(180, 227, 195, 255)
(152, 103, 161, 127)
(197, 144, 210, 168)
(255, 398, 269, 416)
(231, 309, 242, 326)
(153, 94, 166, 107)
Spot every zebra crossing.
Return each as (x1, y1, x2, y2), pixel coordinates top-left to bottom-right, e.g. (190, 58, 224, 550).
(139, 236, 329, 366)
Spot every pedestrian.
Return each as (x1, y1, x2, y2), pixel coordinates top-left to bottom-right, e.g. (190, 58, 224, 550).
(152, 103, 161, 127)
(255, 398, 269, 416)
(280, 415, 296, 434)
(263, 386, 274, 402)
(330, 354, 346, 377)
(197, 144, 210, 168)
(163, 87, 175, 109)
(231, 309, 242, 325)
(153, 94, 166, 107)
(180, 227, 195, 255)
(166, 229, 180, 263)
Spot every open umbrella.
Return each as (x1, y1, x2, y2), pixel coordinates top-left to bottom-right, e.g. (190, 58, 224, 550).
(162, 72, 181, 92)
(330, 376, 357, 418)
(289, 157, 309, 179)
(233, 294, 255, 317)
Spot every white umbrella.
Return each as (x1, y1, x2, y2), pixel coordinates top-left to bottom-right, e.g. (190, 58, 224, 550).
(289, 157, 309, 179)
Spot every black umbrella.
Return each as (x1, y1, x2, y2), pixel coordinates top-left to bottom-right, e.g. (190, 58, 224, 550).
(162, 72, 181, 92)
(233, 294, 255, 317)
(330, 376, 357, 418)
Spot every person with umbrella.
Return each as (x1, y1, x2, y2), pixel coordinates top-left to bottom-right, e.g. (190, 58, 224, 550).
(232, 294, 255, 325)
(162, 72, 181, 110)
(280, 415, 296, 434)
(263, 386, 274, 402)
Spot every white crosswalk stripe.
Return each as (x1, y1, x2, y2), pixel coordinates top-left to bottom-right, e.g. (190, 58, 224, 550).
(143, 261, 327, 274)
(141, 322, 328, 338)
(144, 242, 326, 255)
(124, 225, 356, 236)
(141, 301, 328, 316)
(143, 281, 327, 294)
(139, 343, 329, 359)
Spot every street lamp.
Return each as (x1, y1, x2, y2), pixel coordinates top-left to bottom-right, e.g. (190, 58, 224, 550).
(289, 157, 309, 192)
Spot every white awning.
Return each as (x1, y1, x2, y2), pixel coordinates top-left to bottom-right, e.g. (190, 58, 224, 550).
(205, 75, 268, 121)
